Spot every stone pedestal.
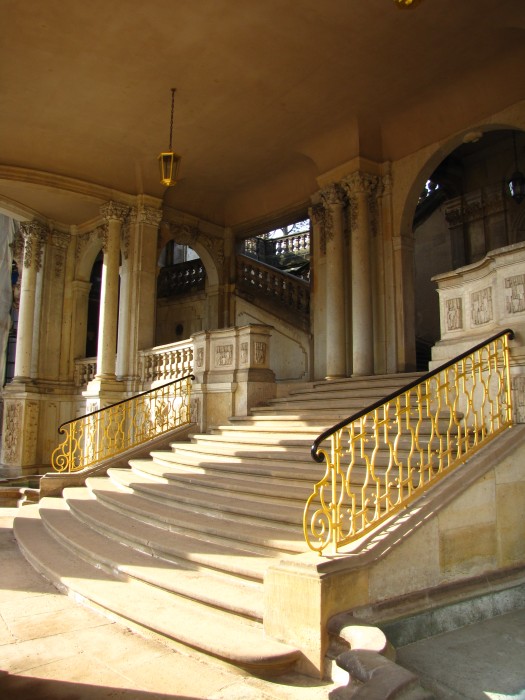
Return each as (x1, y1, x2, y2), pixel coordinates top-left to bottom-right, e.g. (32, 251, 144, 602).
(191, 324, 275, 431)
(0, 384, 40, 476)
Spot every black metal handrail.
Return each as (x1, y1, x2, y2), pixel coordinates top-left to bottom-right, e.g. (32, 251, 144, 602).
(311, 329, 515, 463)
(56, 374, 195, 434)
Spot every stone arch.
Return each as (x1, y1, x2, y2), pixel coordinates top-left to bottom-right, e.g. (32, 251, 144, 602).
(157, 219, 225, 335)
(159, 221, 222, 288)
(397, 119, 525, 369)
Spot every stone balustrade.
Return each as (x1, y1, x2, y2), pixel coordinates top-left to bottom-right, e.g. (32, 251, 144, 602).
(138, 341, 193, 385)
(74, 357, 97, 387)
(236, 255, 310, 320)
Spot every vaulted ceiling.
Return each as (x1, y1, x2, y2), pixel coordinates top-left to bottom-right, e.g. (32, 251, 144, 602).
(1, 0, 524, 228)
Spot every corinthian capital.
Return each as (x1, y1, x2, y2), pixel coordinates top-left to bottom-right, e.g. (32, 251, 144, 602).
(100, 201, 130, 223)
(19, 220, 48, 270)
(137, 205, 162, 227)
(342, 172, 379, 197)
(320, 183, 346, 209)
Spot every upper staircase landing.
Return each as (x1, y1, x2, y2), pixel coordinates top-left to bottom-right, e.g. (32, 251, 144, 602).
(14, 372, 425, 677)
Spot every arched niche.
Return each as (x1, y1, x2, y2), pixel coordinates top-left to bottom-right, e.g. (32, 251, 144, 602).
(155, 220, 224, 344)
(399, 122, 525, 369)
(73, 225, 125, 361)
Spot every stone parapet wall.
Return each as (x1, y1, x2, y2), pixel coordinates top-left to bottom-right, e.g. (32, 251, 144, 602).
(431, 241, 525, 422)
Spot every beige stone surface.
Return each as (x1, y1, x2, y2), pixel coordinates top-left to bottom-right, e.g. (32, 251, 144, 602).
(369, 517, 441, 602)
(438, 471, 496, 531)
(496, 480, 525, 566)
(439, 522, 497, 576)
(0, 514, 340, 699)
(495, 446, 525, 484)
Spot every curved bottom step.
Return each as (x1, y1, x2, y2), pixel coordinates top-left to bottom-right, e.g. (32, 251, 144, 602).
(13, 506, 301, 677)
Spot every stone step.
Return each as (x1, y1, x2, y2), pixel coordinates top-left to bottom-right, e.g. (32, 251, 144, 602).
(14, 507, 300, 676)
(190, 432, 314, 446)
(37, 496, 264, 621)
(117, 462, 315, 500)
(81, 479, 306, 557)
(13, 370, 435, 678)
(130, 454, 320, 484)
(103, 469, 306, 525)
(287, 373, 423, 396)
(170, 441, 310, 462)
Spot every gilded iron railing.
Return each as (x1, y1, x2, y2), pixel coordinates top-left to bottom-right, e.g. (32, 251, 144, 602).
(304, 330, 514, 555)
(51, 375, 194, 473)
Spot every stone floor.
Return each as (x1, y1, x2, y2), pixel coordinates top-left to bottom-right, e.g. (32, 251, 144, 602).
(0, 511, 340, 700)
(396, 608, 525, 699)
(3, 505, 525, 700)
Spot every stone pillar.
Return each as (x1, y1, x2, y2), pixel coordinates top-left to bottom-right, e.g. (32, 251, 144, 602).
(321, 184, 347, 379)
(379, 171, 398, 374)
(191, 324, 275, 432)
(344, 172, 378, 377)
(96, 201, 129, 381)
(13, 221, 47, 382)
(59, 227, 78, 383)
(310, 202, 328, 380)
(392, 231, 417, 372)
(116, 201, 161, 385)
(38, 230, 71, 382)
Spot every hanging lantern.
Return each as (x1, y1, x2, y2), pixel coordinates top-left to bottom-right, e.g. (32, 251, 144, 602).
(393, 0, 424, 7)
(158, 88, 182, 187)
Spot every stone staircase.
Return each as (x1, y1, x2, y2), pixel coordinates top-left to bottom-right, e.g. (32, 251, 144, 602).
(14, 373, 422, 677)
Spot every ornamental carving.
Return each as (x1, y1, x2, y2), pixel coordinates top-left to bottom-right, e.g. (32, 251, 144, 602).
(196, 347, 204, 368)
(22, 401, 38, 464)
(97, 224, 109, 253)
(240, 342, 248, 364)
(100, 201, 130, 223)
(342, 172, 379, 198)
(169, 222, 225, 269)
(444, 192, 504, 229)
(380, 172, 393, 197)
(121, 218, 131, 260)
(446, 298, 463, 331)
(341, 173, 379, 235)
(50, 230, 71, 278)
(320, 185, 345, 243)
(471, 287, 493, 326)
(505, 274, 525, 314)
(309, 203, 328, 256)
(215, 344, 233, 367)
(3, 401, 22, 463)
(75, 230, 94, 261)
(190, 396, 200, 424)
(511, 375, 525, 424)
(19, 220, 48, 270)
(138, 206, 162, 227)
(10, 228, 24, 266)
(254, 341, 266, 365)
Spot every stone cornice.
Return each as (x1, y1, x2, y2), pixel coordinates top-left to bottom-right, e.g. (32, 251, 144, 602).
(0, 164, 136, 207)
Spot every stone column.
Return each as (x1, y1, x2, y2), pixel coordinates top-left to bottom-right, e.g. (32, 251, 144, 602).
(321, 184, 347, 379)
(379, 171, 398, 374)
(392, 231, 416, 372)
(117, 201, 162, 385)
(38, 230, 71, 382)
(96, 201, 129, 381)
(343, 172, 378, 377)
(310, 202, 328, 380)
(13, 221, 47, 382)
